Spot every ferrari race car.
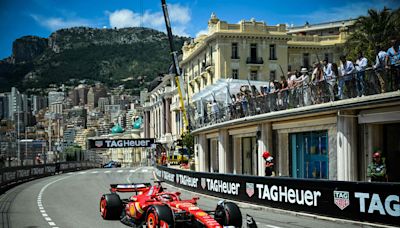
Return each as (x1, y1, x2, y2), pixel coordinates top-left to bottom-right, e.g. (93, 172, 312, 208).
(100, 181, 250, 227)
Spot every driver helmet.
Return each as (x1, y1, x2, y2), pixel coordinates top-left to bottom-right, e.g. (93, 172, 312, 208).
(160, 194, 173, 201)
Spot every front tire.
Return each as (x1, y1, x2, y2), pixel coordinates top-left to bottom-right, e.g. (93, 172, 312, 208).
(146, 205, 175, 228)
(100, 193, 123, 220)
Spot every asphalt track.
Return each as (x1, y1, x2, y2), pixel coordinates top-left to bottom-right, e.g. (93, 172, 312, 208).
(0, 167, 378, 228)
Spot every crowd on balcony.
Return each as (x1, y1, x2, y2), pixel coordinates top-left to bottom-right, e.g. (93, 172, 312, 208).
(190, 39, 400, 129)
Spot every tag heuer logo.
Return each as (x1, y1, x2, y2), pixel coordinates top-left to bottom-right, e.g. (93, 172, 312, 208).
(246, 182, 254, 197)
(95, 141, 103, 148)
(201, 178, 206, 189)
(334, 191, 350, 210)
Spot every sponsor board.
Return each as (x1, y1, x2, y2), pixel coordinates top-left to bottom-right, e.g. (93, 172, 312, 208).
(89, 138, 155, 149)
(155, 166, 400, 226)
(246, 182, 254, 197)
(334, 191, 350, 210)
(175, 174, 198, 188)
(17, 169, 30, 178)
(355, 192, 399, 217)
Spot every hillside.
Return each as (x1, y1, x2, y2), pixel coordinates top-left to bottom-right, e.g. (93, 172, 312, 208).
(0, 27, 188, 94)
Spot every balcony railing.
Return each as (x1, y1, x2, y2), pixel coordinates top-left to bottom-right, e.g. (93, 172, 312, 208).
(246, 57, 264, 64)
(188, 68, 400, 130)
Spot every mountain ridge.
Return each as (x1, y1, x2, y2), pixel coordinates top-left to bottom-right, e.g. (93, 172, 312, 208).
(0, 26, 189, 94)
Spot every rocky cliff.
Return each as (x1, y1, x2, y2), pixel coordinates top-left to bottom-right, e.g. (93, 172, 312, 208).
(0, 27, 188, 94)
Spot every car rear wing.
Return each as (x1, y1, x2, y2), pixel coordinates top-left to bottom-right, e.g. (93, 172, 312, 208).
(110, 183, 151, 193)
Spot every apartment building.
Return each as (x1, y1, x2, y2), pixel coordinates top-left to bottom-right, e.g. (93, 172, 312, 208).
(177, 14, 400, 182)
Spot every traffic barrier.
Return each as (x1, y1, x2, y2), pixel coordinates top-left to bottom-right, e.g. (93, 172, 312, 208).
(0, 162, 98, 194)
(155, 165, 400, 226)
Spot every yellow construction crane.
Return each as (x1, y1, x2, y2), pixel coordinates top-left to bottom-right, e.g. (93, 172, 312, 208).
(161, 0, 189, 131)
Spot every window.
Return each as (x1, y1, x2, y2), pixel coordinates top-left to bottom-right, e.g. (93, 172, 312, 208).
(269, 70, 276, 81)
(303, 53, 310, 69)
(209, 46, 213, 65)
(232, 69, 238, 79)
(269, 44, 277, 60)
(250, 70, 257, 80)
(250, 43, 257, 59)
(197, 59, 201, 74)
(231, 43, 239, 59)
(191, 63, 194, 78)
(289, 131, 329, 179)
(242, 137, 257, 175)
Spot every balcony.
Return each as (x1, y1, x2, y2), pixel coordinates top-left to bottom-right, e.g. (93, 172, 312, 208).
(188, 68, 400, 131)
(246, 57, 264, 64)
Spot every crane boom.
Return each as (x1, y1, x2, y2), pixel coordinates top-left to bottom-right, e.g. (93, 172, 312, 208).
(161, 0, 189, 131)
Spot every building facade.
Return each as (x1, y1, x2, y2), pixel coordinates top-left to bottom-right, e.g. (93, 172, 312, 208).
(175, 15, 400, 182)
(142, 73, 184, 158)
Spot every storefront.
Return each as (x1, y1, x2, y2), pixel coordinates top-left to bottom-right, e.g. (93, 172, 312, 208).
(289, 131, 329, 179)
(358, 106, 400, 182)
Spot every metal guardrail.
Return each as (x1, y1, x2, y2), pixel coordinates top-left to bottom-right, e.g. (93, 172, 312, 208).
(189, 68, 400, 130)
(0, 161, 99, 193)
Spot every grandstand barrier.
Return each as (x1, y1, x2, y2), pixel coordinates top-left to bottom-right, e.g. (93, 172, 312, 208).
(156, 165, 399, 226)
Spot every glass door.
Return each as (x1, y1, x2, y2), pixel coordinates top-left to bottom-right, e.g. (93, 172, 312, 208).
(290, 131, 328, 179)
(242, 137, 256, 175)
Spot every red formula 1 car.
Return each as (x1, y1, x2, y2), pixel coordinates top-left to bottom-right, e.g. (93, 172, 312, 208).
(99, 181, 245, 227)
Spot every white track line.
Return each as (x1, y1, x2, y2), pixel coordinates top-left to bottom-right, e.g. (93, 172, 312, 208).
(126, 167, 142, 183)
(117, 170, 124, 173)
(37, 175, 74, 228)
(265, 225, 282, 228)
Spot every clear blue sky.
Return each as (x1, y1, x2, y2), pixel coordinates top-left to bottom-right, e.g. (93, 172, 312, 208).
(0, 0, 399, 59)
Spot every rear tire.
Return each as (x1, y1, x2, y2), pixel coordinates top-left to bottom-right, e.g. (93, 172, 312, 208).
(214, 201, 242, 227)
(146, 205, 174, 228)
(100, 193, 123, 220)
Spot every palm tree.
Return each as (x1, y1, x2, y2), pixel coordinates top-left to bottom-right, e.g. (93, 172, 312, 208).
(345, 7, 400, 61)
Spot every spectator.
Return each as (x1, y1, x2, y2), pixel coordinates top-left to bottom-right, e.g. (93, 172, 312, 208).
(262, 151, 275, 176)
(373, 46, 388, 93)
(323, 58, 336, 101)
(211, 99, 219, 122)
(241, 94, 249, 116)
(355, 51, 368, 97)
(386, 39, 400, 90)
(298, 68, 311, 106)
(338, 55, 356, 99)
(311, 62, 324, 104)
(367, 150, 387, 182)
(161, 152, 167, 166)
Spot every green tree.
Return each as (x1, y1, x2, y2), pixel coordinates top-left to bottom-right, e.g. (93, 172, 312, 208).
(64, 144, 82, 161)
(345, 7, 400, 62)
(181, 131, 194, 155)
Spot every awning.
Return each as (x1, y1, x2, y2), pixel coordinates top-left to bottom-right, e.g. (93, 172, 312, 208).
(191, 78, 270, 104)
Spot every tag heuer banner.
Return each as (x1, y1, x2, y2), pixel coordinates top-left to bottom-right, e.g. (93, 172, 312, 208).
(88, 138, 155, 149)
(155, 165, 400, 226)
